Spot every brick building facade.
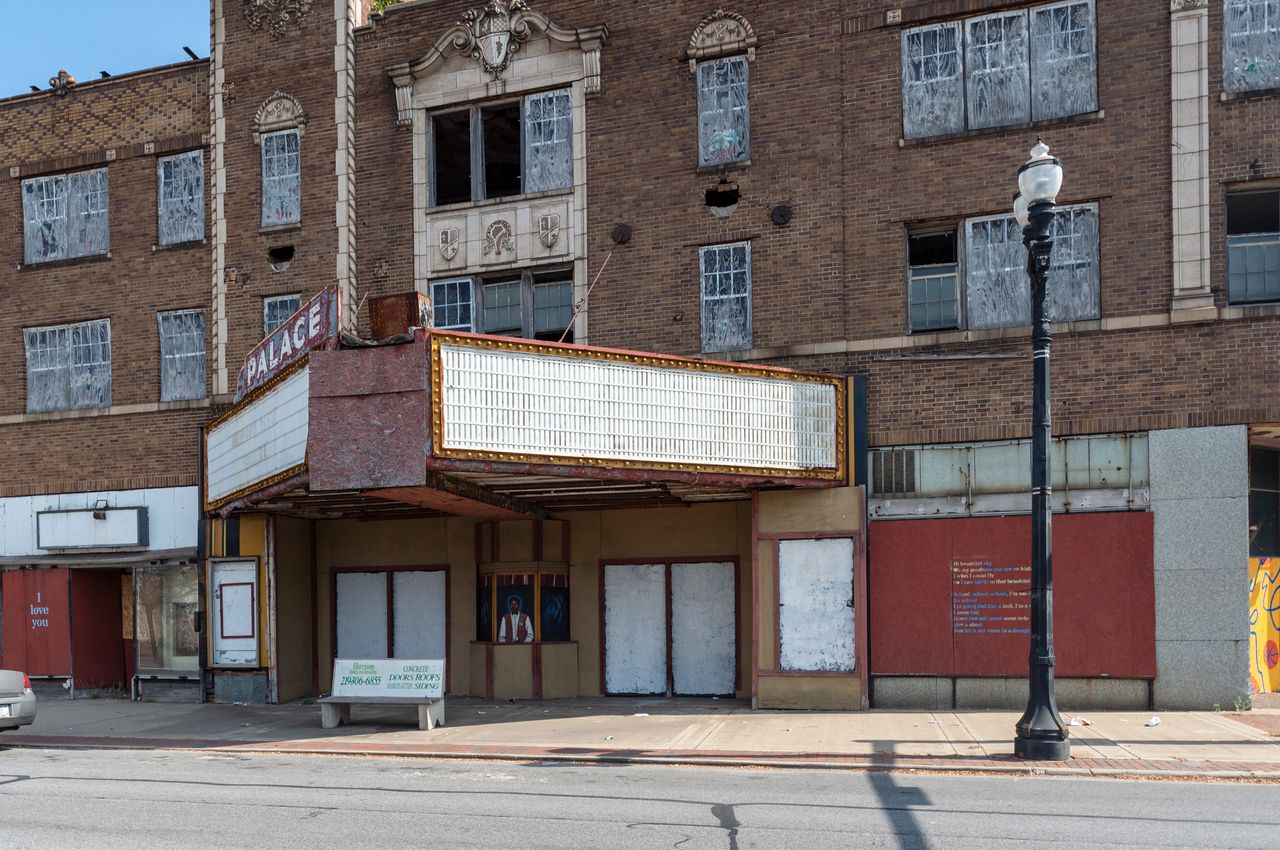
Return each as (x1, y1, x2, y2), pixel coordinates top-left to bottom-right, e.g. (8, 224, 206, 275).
(0, 0, 1276, 709)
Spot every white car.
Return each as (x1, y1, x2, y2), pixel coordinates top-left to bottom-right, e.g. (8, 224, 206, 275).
(0, 670, 37, 732)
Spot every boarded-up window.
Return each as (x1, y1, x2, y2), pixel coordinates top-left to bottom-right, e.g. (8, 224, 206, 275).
(966, 12, 1030, 129)
(1225, 0, 1280, 93)
(263, 293, 301, 335)
(778, 539, 856, 673)
(23, 318, 111, 413)
(700, 241, 752, 353)
(158, 310, 206, 402)
(902, 22, 965, 139)
(22, 168, 109, 264)
(157, 150, 205, 245)
(260, 129, 301, 227)
(962, 204, 1100, 330)
(432, 278, 475, 330)
(1030, 0, 1098, 121)
(523, 89, 573, 193)
(697, 56, 750, 166)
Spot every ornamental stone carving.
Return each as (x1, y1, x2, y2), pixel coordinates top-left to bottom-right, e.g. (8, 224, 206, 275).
(483, 220, 515, 257)
(244, 0, 314, 40)
(49, 69, 77, 96)
(252, 91, 307, 143)
(686, 9, 757, 72)
(386, 2, 609, 124)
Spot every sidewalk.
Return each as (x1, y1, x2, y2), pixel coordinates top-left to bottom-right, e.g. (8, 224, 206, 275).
(5, 697, 1279, 780)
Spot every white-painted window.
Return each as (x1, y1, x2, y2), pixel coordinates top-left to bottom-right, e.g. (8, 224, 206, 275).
(431, 89, 573, 206)
(263, 293, 301, 336)
(22, 168, 109, 264)
(23, 318, 111, 413)
(260, 129, 301, 227)
(523, 89, 573, 193)
(699, 241, 752, 353)
(1226, 0, 1280, 93)
(157, 150, 205, 245)
(158, 310, 206, 402)
(902, 0, 1096, 139)
(902, 21, 965, 138)
(908, 204, 1100, 333)
(697, 56, 750, 167)
(1030, 0, 1098, 120)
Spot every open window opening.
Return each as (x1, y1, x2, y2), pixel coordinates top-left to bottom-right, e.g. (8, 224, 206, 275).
(908, 230, 960, 331)
(1228, 191, 1280, 304)
(267, 245, 295, 272)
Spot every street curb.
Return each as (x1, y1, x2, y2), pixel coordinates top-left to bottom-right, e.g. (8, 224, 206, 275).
(6, 737, 1280, 781)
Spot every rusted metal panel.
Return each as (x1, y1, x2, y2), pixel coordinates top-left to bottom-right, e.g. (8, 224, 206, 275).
(307, 342, 429, 493)
(370, 292, 432, 339)
(868, 513, 1156, 678)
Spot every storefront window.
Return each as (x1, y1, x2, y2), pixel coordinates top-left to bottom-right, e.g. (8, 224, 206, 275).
(135, 565, 200, 674)
(478, 572, 569, 642)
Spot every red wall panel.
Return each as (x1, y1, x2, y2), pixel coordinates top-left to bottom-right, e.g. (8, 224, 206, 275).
(69, 569, 125, 690)
(869, 513, 1155, 678)
(0, 569, 72, 676)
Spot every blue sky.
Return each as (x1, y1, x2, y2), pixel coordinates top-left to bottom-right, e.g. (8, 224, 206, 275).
(0, 1, 210, 99)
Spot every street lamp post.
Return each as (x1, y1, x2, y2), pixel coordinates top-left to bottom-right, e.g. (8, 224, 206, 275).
(1012, 139, 1070, 761)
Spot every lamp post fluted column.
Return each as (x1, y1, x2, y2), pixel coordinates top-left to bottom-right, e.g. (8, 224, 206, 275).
(1013, 140, 1070, 761)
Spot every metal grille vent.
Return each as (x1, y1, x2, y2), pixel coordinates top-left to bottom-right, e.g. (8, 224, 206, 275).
(873, 449, 917, 496)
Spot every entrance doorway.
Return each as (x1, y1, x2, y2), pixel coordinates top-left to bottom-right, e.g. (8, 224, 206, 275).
(602, 560, 736, 696)
(333, 567, 447, 662)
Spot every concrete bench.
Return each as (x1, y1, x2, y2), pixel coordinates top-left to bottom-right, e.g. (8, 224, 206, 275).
(321, 659, 446, 731)
(317, 694, 445, 731)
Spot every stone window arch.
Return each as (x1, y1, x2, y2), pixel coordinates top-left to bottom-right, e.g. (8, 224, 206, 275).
(253, 92, 306, 228)
(686, 10, 757, 168)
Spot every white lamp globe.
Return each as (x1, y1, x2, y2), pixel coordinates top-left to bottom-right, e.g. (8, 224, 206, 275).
(1017, 139, 1063, 206)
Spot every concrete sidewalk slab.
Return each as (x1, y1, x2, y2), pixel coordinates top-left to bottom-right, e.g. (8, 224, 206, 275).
(5, 698, 1279, 779)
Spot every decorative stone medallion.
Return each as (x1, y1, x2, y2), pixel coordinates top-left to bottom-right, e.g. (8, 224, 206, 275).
(483, 219, 515, 257)
(538, 213, 561, 249)
(244, 0, 314, 41)
(439, 227, 461, 261)
(462, 1, 531, 77)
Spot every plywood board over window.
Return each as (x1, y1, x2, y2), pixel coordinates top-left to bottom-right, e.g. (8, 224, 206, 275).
(23, 318, 112, 413)
(158, 310, 206, 402)
(697, 56, 750, 167)
(1225, 0, 1280, 93)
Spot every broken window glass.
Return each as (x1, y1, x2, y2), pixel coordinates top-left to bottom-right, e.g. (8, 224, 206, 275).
(432, 110, 473, 206)
(697, 57, 750, 167)
(22, 168, 109, 264)
(902, 22, 965, 139)
(1227, 191, 1280, 303)
(1030, 0, 1098, 121)
(482, 102, 522, 199)
(158, 150, 205, 246)
(431, 278, 475, 330)
(966, 12, 1030, 129)
(260, 129, 301, 227)
(1226, 0, 1280, 93)
(23, 318, 111, 413)
(700, 242, 752, 352)
(908, 231, 961, 331)
(1046, 204, 1100, 322)
(523, 89, 573, 193)
(158, 310, 206, 402)
(263, 293, 301, 336)
(965, 216, 1029, 330)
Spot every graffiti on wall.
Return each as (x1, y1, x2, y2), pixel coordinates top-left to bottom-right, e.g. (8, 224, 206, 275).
(1250, 557, 1280, 694)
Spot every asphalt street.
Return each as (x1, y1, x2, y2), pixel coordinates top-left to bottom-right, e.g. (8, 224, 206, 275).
(0, 747, 1276, 849)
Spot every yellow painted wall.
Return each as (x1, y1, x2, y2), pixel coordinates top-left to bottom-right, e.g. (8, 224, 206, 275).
(757, 675, 862, 710)
(273, 516, 313, 703)
(313, 516, 475, 694)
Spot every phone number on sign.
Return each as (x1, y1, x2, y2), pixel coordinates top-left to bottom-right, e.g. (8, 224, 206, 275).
(339, 676, 382, 687)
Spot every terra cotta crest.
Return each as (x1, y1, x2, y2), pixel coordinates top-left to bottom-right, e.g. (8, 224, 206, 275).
(462, 0, 531, 77)
(439, 228, 461, 261)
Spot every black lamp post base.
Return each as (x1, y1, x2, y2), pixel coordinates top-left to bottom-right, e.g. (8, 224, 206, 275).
(1014, 735, 1071, 761)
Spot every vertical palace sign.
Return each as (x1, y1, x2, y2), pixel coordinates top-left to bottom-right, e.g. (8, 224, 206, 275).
(235, 286, 338, 401)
